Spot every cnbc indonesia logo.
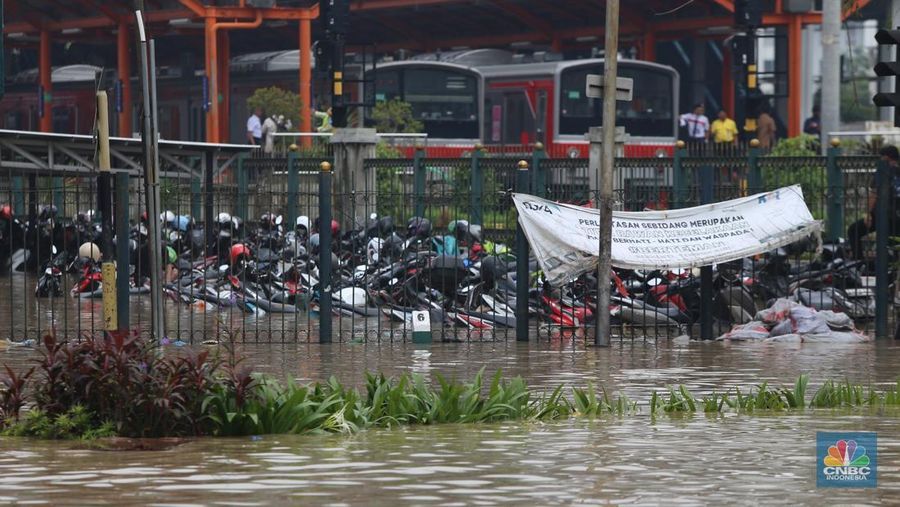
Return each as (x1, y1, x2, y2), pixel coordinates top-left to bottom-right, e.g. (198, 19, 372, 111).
(817, 433, 877, 488)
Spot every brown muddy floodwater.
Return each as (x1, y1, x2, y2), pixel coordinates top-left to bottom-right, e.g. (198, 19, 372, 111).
(1, 340, 900, 505)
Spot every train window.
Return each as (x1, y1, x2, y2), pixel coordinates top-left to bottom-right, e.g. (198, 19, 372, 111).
(559, 64, 674, 138)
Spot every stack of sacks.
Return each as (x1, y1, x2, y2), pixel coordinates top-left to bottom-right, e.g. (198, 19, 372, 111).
(717, 298, 870, 343)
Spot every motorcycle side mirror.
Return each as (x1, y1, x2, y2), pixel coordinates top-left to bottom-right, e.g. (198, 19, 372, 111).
(51, 245, 58, 255)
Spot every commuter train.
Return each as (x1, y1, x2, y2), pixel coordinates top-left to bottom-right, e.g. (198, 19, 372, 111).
(0, 49, 678, 157)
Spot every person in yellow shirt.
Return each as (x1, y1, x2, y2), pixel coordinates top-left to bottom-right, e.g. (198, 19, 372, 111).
(710, 110, 738, 147)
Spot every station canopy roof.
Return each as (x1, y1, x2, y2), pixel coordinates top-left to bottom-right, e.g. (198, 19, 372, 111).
(3, 1, 874, 57)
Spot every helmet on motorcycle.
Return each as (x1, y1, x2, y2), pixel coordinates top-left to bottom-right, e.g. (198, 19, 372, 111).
(229, 243, 252, 265)
(168, 230, 182, 243)
(308, 233, 320, 254)
(0, 204, 11, 221)
(448, 220, 469, 237)
(140, 211, 148, 223)
(174, 215, 191, 232)
(296, 215, 310, 233)
(367, 237, 384, 265)
(165, 245, 177, 265)
(78, 242, 101, 261)
(259, 212, 275, 230)
(161, 210, 176, 224)
(383, 232, 404, 258)
(407, 217, 431, 238)
(38, 204, 58, 222)
(377, 216, 395, 236)
(331, 219, 340, 237)
(216, 212, 232, 226)
(467, 224, 483, 243)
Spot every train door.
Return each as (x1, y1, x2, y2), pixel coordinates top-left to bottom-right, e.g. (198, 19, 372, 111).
(485, 86, 540, 147)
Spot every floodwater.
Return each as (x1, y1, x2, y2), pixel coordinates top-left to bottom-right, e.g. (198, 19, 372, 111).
(2, 340, 900, 505)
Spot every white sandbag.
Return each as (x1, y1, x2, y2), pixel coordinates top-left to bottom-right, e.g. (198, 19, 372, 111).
(769, 319, 793, 337)
(754, 298, 798, 325)
(718, 321, 770, 341)
(819, 310, 854, 331)
(789, 305, 830, 335)
(802, 331, 871, 343)
(764, 333, 803, 344)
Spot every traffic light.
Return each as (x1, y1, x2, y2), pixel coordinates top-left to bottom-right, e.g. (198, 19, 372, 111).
(735, 0, 762, 28)
(320, 0, 349, 36)
(873, 29, 900, 127)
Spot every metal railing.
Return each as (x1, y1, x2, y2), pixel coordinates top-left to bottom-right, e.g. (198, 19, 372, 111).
(0, 144, 893, 344)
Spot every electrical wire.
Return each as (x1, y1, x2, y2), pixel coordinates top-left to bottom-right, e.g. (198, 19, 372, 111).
(653, 0, 697, 16)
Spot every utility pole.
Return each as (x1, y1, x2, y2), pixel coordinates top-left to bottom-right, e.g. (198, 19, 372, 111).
(821, 0, 841, 150)
(595, 0, 619, 348)
(134, 1, 165, 341)
(96, 91, 118, 333)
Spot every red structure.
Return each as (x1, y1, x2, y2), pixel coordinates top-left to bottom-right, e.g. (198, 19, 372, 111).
(0, 0, 877, 141)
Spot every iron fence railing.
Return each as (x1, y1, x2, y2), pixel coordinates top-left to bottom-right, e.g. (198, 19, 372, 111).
(0, 147, 893, 344)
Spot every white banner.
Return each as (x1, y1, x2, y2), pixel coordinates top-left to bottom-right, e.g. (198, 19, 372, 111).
(513, 185, 820, 286)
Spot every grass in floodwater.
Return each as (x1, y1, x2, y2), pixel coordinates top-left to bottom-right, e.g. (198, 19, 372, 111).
(652, 375, 900, 415)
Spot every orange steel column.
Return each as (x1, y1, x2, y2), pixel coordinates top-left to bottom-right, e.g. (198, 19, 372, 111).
(205, 17, 218, 143)
(643, 31, 656, 61)
(787, 14, 802, 138)
(117, 22, 133, 137)
(218, 30, 230, 143)
(39, 30, 52, 132)
(722, 49, 734, 116)
(299, 17, 312, 146)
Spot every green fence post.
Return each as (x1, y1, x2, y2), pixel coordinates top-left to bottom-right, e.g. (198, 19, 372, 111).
(52, 176, 64, 216)
(531, 142, 546, 198)
(236, 153, 248, 221)
(672, 141, 686, 209)
(747, 138, 762, 195)
(826, 139, 844, 242)
(286, 151, 298, 226)
(414, 147, 426, 219)
(515, 159, 530, 343)
(191, 176, 201, 221)
(469, 145, 483, 224)
(319, 161, 333, 344)
(11, 176, 23, 216)
(875, 160, 890, 339)
(115, 172, 130, 333)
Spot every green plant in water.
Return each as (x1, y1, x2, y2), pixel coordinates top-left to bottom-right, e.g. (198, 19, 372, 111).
(2, 405, 116, 440)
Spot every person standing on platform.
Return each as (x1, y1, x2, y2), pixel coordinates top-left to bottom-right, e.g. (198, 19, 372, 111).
(679, 103, 710, 155)
(756, 106, 777, 150)
(710, 109, 739, 153)
(262, 114, 278, 155)
(246, 106, 264, 146)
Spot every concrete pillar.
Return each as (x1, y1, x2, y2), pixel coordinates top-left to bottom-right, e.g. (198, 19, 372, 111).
(331, 128, 377, 230)
(587, 126, 626, 210)
(821, 0, 841, 149)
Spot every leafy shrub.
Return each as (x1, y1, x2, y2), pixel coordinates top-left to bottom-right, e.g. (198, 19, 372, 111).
(31, 333, 221, 438)
(246, 86, 302, 130)
(370, 99, 423, 134)
(2, 405, 116, 440)
(0, 365, 33, 427)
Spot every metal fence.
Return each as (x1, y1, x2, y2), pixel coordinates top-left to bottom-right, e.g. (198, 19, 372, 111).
(1, 145, 894, 344)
